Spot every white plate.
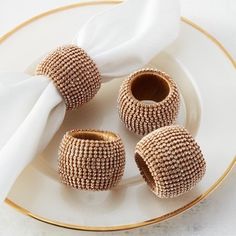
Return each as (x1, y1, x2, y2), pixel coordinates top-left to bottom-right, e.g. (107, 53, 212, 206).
(0, 1, 235, 232)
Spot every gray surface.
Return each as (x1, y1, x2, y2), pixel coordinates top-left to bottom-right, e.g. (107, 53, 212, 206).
(0, 169, 235, 236)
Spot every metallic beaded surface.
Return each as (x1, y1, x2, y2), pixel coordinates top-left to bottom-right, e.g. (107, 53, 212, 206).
(36, 45, 101, 110)
(118, 69, 180, 136)
(135, 125, 206, 198)
(58, 129, 125, 191)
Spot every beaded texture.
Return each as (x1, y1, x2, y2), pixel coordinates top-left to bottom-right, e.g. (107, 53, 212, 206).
(36, 45, 101, 110)
(135, 125, 206, 198)
(118, 69, 180, 136)
(58, 129, 125, 191)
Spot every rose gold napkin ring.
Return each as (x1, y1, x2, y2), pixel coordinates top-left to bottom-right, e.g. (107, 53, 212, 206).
(58, 129, 126, 191)
(36, 45, 101, 110)
(135, 125, 206, 198)
(118, 68, 180, 136)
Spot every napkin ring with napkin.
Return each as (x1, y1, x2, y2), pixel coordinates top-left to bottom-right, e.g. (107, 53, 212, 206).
(0, 0, 179, 203)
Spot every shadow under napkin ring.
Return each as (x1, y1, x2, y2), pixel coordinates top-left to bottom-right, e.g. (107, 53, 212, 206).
(118, 68, 180, 136)
(58, 129, 126, 191)
(135, 125, 206, 198)
(36, 45, 101, 110)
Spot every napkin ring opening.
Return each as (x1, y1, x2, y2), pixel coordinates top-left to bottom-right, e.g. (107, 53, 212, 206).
(58, 129, 125, 191)
(118, 68, 180, 136)
(36, 45, 101, 110)
(135, 125, 206, 198)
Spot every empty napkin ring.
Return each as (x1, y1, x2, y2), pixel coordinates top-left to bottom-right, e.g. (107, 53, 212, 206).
(118, 68, 180, 136)
(58, 129, 125, 191)
(36, 45, 101, 110)
(135, 125, 206, 198)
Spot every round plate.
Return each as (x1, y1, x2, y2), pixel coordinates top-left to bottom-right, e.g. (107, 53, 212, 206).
(0, 1, 235, 232)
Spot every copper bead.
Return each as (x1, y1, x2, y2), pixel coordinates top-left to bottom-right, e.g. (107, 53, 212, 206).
(36, 45, 101, 110)
(118, 68, 180, 136)
(58, 129, 125, 191)
(135, 125, 206, 198)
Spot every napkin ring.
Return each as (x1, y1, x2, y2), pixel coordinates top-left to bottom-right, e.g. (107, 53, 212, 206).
(135, 125, 206, 198)
(118, 68, 180, 136)
(36, 45, 101, 110)
(58, 129, 125, 190)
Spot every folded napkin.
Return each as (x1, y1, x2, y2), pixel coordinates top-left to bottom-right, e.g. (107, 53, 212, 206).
(0, 0, 180, 203)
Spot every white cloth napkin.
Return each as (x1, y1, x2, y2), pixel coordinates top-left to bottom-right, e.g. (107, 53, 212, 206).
(0, 0, 180, 203)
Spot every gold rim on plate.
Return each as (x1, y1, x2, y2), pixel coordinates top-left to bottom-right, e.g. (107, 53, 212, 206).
(0, 0, 235, 232)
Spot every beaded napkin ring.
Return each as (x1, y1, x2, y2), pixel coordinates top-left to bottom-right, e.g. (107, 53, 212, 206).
(135, 125, 206, 198)
(118, 68, 180, 136)
(58, 129, 125, 191)
(36, 45, 101, 110)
